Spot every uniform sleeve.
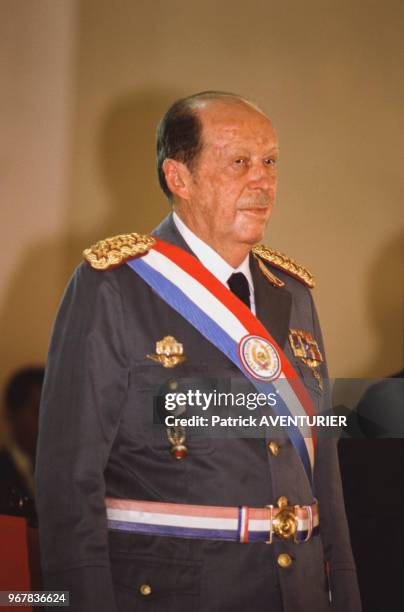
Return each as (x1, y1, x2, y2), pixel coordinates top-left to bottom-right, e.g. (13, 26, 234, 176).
(35, 263, 129, 611)
(310, 294, 362, 611)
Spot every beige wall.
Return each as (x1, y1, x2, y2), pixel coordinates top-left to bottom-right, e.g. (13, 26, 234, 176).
(1, 0, 403, 410)
(0, 0, 77, 422)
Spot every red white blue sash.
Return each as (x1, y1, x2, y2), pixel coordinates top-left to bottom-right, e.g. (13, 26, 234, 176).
(127, 239, 317, 485)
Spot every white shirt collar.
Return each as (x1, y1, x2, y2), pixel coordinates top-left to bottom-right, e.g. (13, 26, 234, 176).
(173, 211, 255, 312)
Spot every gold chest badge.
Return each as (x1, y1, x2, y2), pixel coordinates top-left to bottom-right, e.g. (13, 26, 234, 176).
(147, 335, 187, 368)
(288, 329, 323, 390)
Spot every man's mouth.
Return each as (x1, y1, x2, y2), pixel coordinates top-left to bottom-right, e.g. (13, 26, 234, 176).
(239, 206, 270, 214)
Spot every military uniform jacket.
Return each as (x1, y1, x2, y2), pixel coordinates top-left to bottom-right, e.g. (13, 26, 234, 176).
(36, 215, 361, 612)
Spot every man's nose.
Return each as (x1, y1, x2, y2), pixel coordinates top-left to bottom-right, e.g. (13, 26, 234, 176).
(248, 162, 276, 191)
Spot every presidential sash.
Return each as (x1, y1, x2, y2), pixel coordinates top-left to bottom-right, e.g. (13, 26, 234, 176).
(127, 239, 317, 486)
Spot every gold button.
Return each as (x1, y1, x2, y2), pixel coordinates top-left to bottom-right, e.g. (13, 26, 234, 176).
(168, 379, 178, 391)
(277, 553, 293, 568)
(139, 584, 152, 596)
(268, 441, 279, 456)
(277, 496, 288, 509)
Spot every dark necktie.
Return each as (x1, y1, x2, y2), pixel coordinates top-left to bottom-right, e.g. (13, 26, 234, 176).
(227, 272, 251, 309)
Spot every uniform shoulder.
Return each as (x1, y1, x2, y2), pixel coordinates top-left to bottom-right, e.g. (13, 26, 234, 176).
(83, 232, 155, 270)
(252, 244, 315, 289)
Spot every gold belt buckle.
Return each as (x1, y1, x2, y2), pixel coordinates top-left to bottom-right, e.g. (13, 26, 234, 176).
(265, 498, 298, 543)
(273, 507, 298, 541)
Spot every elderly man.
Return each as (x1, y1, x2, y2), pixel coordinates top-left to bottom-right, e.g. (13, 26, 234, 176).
(36, 92, 361, 611)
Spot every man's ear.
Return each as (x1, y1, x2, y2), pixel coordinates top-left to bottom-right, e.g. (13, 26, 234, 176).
(162, 159, 192, 200)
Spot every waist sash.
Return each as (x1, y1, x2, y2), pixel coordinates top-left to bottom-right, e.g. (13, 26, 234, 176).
(105, 497, 319, 543)
(127, 239, 317, 486)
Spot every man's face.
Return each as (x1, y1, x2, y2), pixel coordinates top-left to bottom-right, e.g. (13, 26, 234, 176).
(181, 101, 278, 250)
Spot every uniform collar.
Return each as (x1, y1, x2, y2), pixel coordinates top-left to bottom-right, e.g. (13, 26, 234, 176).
(172, 211, 254, 297)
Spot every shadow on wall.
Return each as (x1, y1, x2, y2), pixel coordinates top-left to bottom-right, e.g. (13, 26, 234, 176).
(66, 88, 181, 271)
(365, 228, 404, 377)
(332, 228, 403, 412)
(0, 89, 180, 394)
(94, 88, 179, 242)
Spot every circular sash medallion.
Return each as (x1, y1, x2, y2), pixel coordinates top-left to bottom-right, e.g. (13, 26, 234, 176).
(239, 335, 281, 381)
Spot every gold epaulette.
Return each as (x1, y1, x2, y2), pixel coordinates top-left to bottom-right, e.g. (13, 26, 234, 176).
(252, 244, 315, 289)
(83, 233, 155, 270)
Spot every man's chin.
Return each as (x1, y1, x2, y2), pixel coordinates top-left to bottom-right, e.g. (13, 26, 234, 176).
(239, 209, 271, 235)
(237, 221, 268, 246)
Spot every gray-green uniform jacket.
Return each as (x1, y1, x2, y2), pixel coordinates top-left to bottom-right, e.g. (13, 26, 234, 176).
(36, 214, 361, 611)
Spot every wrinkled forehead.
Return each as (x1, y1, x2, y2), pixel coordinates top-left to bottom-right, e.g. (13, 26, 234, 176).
(195, 99, 277, 149)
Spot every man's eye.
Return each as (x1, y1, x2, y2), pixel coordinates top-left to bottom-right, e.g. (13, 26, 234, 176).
(264, 158, 277, 166)
(234, 158, 246, 165)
